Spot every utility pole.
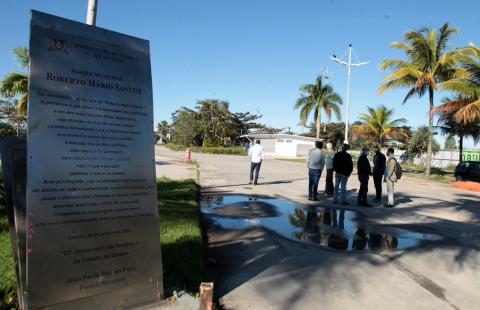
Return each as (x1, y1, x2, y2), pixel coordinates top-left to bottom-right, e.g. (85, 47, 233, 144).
(86, 0, 98, 26)
(330, 44, 369, 144)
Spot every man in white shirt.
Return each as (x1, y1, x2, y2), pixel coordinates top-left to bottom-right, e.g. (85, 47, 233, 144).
(248, 139, 265, 185)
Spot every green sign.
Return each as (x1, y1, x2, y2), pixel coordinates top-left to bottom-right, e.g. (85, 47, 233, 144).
(463, 149, 480, 161)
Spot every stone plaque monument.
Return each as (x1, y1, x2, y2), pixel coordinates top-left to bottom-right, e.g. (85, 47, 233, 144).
(27, 11, 162, 309)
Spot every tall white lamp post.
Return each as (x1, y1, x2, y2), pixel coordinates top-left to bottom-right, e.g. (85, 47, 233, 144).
(86, 0, 98, 26)
(330, 44, 369, 144)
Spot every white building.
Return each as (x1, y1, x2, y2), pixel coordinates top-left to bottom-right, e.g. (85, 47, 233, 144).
(240, 134, 321, 158)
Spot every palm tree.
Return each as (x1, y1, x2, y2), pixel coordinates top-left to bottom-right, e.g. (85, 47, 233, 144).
(353, 105, 407, 147)
(434, 44, 480, 124)
(294, 76, 342, 138)
(156, 120, 170, 144)
(0, 47, 29, 116)
(377, 23, 460, 175)
(434, 98, 480, 161)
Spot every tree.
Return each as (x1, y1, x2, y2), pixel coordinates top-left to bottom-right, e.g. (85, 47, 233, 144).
(434, 99, 480, 161)
(170, 107, 202, 146)
(294, 76, 342, 138)
(434, 44, 480, 124)
(378, 23, 460, 175)
(444, 135, 457, 150)
(0, 47, 29, 116)
(406, 126, 440, 159)
(386, 125, 412, 149)
(0, 123, 16, 137)
(255, 126, 283, 134)
(282, 127, 296, 135)
(304, 122, 345, 149)
(195, 99, 231, 146)
(229, 111, 264, 138)
(156, 120, 170, 144)
(0, 99, 26, 137)
(169, 100, 267, 146)
(352, 105, 407, 147)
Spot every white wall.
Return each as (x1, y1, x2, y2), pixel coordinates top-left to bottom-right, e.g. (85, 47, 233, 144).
(275, 138, 296, 157)
(274, 138, 315, 157)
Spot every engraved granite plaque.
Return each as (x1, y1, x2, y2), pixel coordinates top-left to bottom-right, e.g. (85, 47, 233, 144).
(27, 10, 162, 309)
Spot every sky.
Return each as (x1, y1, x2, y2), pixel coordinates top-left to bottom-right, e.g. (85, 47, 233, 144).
(1, 0, 479, 146)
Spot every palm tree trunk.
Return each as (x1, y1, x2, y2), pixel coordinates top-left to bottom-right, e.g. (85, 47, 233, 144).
(316, 110, 321, 139)
(425, 87, 434, 176)
(459, 134, 464, 162)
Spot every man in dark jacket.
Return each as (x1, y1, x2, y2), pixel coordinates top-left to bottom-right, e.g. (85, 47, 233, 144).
(332, 144, 353, 205)
(372, 145, 386, 202)
(357, 147, 372, 207)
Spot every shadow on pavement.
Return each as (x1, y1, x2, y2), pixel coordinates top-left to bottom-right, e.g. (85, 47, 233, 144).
(203, 191, 480, 310)
(203, 178, 308, 189)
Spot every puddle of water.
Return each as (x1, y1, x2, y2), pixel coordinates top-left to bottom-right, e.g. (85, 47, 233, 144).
(200, 195, 442, 251)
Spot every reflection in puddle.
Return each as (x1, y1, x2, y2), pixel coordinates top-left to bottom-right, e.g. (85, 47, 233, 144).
(200, 195, 441, 251)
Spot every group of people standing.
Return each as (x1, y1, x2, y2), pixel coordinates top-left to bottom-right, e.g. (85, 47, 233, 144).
(307, 142, 399, 208)
(247, 138, 400, 207)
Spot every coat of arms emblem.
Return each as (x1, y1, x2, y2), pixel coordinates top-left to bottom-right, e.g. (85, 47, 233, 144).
(48, 38, 69, 54)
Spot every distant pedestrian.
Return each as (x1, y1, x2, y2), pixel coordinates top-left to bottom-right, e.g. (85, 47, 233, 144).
(332, 144, 353, 205)
(306, 141, 325, 201)
(243, 139, 250, 153)
(357, 147, 372, 207)
(372, 145, 386, 202)
(248, 139, 264, 185)
(324, 142, 335, 196)
(384, 147, 397, 208)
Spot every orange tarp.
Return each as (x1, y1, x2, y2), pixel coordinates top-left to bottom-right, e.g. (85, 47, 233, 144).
(451, 181, 480, 192)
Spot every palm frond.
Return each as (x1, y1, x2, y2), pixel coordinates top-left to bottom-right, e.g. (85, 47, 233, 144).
(379, 59, 415, 70)
(377, 77, 416, 95)
(390, 41, 412, 52)
(330, 103, 342, 120)
(382, 66, 422, 82)
(454, 99, 480, 124)
(437, 23, 458, 57)
(294, 96, 312, 109)
(12, 47, 29, 68)
(17, 93, 28, 116)
(437, 79, 480, 98)
(0, 71, 28, 97)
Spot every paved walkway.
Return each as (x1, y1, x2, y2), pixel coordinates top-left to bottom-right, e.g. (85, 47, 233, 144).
(155, 146, 480, 310)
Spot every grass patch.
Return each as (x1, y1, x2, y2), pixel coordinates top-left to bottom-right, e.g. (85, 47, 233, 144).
(165, 143, 247, 155)
(402, 163, 455, 183)
(0, 226, 16, 309)
(157, 178, 203, 293)
(0, 169, 16, 309)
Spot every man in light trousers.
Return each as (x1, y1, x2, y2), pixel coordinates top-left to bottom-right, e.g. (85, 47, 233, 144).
(384, 147, 397, 208)
(324, 142, 335, 196)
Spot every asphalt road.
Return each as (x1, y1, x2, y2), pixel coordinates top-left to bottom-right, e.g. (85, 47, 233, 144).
(155, 146, 480, 310)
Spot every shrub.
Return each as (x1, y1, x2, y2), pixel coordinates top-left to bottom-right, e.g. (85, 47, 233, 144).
(165, 144, 247, 156)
